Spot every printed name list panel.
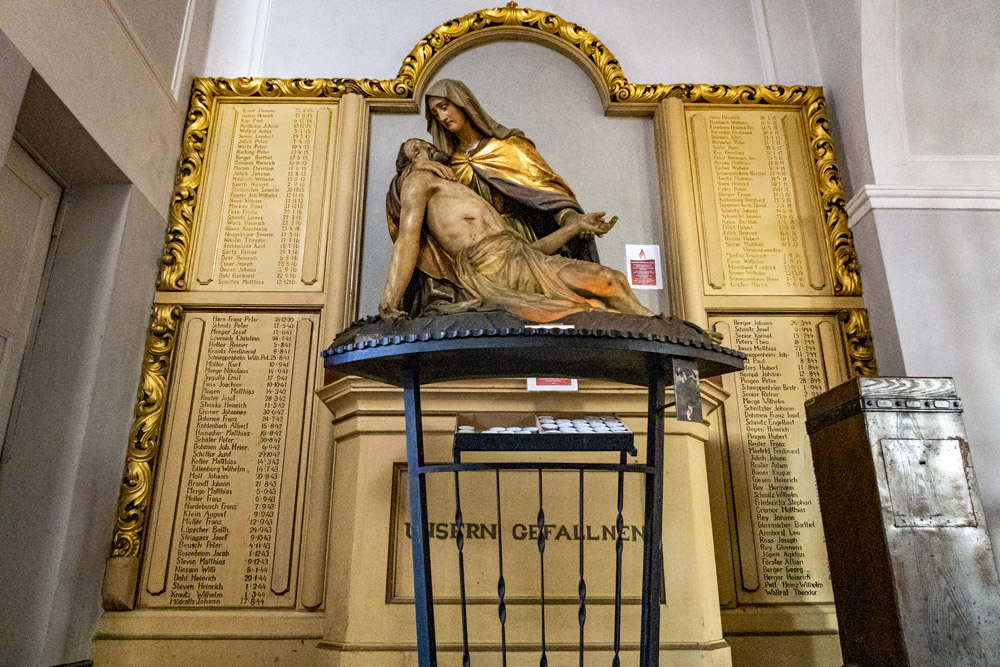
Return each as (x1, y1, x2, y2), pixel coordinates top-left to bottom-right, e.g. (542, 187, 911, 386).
(140, 311, 317, 608)
(710, 314, 847, 604)
(191, 101, 337, 291)
(688, 107, 829, 296)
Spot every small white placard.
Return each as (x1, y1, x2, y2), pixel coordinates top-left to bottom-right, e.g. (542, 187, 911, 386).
(626, 244, 662, 289)
(523, 324, 575, 330)
(525, 325, 577, 390)
(527, 378, 578, 391)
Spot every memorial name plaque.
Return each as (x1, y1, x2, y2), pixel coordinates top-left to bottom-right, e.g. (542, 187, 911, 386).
(191, 102, 337, 291)
(389, 464, 647, 603)
(142, 311, 317, 608)
(711, 315, 846, 604)
(688, 108, 828, 296)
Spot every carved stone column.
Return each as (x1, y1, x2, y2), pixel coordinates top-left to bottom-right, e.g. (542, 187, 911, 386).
(805, 377, 1000, 666)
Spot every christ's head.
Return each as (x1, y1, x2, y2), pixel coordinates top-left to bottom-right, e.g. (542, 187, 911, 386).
(395, 138, 450, 175)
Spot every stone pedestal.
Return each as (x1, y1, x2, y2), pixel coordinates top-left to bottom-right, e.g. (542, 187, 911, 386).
(316, 377, 733, 666)
(805, 377, 1000, 667)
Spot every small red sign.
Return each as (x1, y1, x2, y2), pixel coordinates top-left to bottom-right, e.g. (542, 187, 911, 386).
(534, 378, 574, 386)
(630, 259, 657, 286)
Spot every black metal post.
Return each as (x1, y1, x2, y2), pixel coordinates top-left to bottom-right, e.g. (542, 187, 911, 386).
(403, 365, 436, 666)
(612, 450, 626, 667)
(495, 470, 508, 666)
(577, 469, 586, 667)
(537, 470, 548, 667)
(639, 364, 667, 666)
(452, 449, 471, 667)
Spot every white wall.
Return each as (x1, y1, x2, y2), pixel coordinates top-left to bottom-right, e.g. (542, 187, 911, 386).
(858, 0, 1000, 188)
(801, 0, 874, 197)
(0, 3, 216, 664)
(207, 0, 781, 83)
(0, 0, 215, 210)
(898, 1, 1000, 157)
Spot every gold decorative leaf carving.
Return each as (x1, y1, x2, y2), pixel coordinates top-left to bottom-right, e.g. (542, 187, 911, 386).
(156, 4, 861, 296)
(668, 85, 861, 296)
(839, 308, 878, 378)
(158, 80, 210, 291)
(110, 305, 183, 557)
(797, 88, 861, 297)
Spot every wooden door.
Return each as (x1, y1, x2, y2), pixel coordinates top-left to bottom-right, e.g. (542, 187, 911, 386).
(0, 140, 62, 450)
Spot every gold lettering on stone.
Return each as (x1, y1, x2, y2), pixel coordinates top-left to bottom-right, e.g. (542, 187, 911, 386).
(193, 102, 336, 291)
(689, 108, 828, 295)
(144, 312, 315, 608)
(389, 464, 647, 604)
(712, 315, 840, 603)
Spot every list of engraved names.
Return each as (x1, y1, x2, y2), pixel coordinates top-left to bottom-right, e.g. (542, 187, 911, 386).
(166, 314, 298, 607)
(215, 105, 321, 290)
(729, 316, 833, 602)
(700, 110, 812, 294)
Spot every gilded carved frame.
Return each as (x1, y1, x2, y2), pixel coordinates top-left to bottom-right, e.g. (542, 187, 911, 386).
(158, 2, 860, 297)
(106, 2, 875, 609)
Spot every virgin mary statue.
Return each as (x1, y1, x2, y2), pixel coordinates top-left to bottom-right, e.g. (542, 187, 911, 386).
(385, 79, 611, 316)
(423, 79, 601, 264)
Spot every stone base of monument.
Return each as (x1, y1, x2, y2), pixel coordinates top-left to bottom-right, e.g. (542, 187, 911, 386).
(315, 310, 744, 666)
(806, 377, 1000, 667)
(314, 376, 734, 667)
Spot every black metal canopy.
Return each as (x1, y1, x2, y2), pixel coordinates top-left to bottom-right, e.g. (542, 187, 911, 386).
(322, 311, 746, 387)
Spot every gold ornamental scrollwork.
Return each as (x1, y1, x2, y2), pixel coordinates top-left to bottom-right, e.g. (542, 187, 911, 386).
(668, 85, 861, 296)
(158, 78, 360, 290)
(110, 304, 183, 557)
(157, 4, 862, 296)
(839, 308, 878, 378)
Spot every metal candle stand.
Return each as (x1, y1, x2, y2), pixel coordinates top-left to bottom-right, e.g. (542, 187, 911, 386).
(322, 315, 744, 666)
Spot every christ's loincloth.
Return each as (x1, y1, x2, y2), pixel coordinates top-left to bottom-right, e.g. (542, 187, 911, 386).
(450, 231, 610, 323)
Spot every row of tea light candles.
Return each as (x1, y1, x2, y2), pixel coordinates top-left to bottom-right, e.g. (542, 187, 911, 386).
(457, 415, 629, 435)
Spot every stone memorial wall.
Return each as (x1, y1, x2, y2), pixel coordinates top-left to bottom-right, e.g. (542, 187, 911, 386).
(658, 94, 871, 626)
(141, 312, 316, 608)
(190, 103, 335, 291)
(102, 69, 871, 665)
(104, 91, 369, 619)
(687, 108, 827, 295)
(710, 315, 840, 603)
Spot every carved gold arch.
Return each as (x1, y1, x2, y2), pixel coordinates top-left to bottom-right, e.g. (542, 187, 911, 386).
(158, 2, 859, 297)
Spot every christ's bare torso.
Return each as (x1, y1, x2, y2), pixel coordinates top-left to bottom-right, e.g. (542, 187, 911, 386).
(378, 159, 654, 320)
(409, 172, 508, 257)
